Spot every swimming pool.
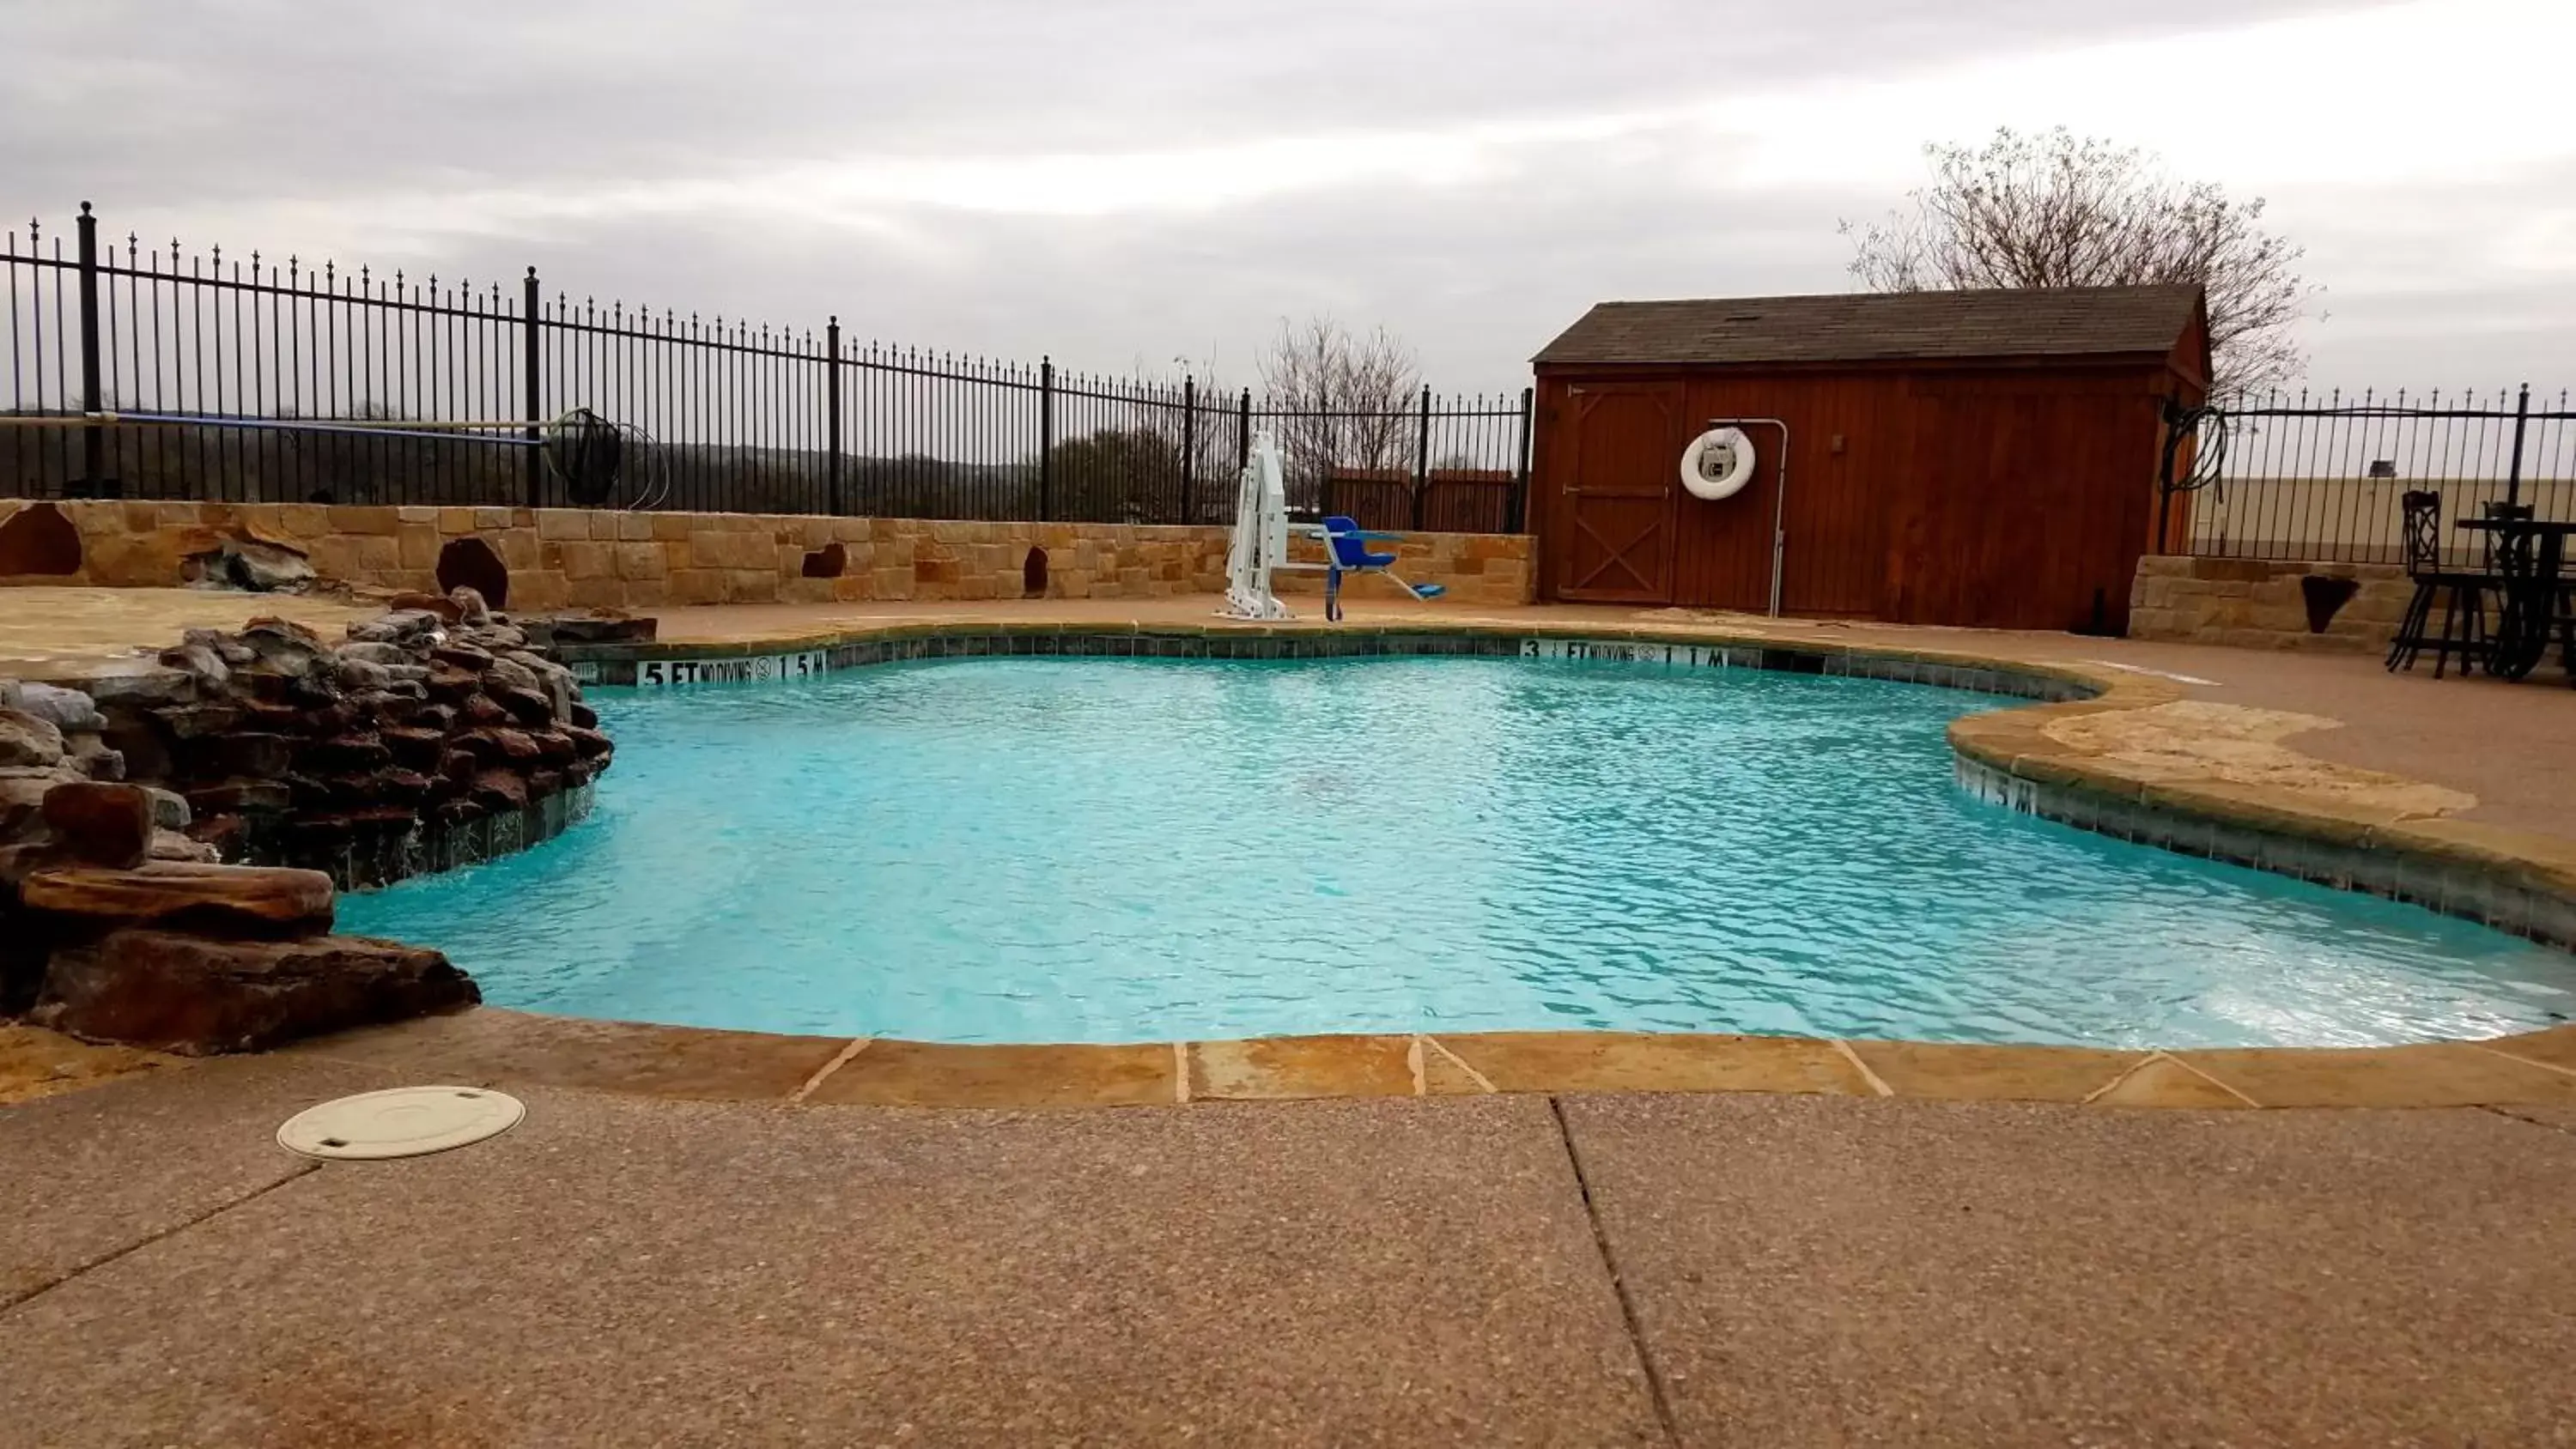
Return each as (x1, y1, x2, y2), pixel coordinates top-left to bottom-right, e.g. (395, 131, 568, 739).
(337, 653, 2576, 1049)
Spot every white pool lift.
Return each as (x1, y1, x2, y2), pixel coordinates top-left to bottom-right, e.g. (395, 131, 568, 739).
(1220, 432, 1301, 621)
(1218, 431, 1447, 622)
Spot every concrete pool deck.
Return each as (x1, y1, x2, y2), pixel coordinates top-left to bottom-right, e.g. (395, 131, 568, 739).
(6, 1050, 2576, 1445)
(7, 588, 2576, 1440)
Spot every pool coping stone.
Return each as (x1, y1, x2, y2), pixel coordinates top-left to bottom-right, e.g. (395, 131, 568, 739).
(246, 1010, 2576, 1114)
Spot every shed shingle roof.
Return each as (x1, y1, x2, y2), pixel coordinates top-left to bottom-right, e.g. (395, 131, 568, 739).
(1532, 285, 2202, 367)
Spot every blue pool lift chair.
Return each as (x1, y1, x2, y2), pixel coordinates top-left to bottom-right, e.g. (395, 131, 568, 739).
(1316, 515, 1446, 621)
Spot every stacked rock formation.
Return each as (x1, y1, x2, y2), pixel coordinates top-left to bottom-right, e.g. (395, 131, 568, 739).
(84, 589, 614, 882)
(0, 587, 616, 1053)
(0, 753, 477, 1053)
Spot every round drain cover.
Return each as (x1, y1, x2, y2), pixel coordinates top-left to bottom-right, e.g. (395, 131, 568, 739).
(276, 1086, 526, 1161)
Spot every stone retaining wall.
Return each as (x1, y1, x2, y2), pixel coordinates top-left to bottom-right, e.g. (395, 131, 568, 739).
(0, 500, 1537, 610)
(2125, 555, 2413, 652)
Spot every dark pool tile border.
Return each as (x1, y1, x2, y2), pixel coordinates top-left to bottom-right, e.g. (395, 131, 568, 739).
(566, 625, 2096, 702)
(294, 783, 596, 892)
(1956, 755, 2575, 950)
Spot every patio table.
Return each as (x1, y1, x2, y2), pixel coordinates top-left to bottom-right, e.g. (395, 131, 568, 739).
(2455, 515, 2576, 680)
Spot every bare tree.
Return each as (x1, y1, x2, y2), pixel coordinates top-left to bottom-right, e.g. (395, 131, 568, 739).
(1841, 127, 2318, 396)
(1256, 316, 1422, 502)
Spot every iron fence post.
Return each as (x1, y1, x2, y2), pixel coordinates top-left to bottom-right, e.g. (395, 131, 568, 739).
(1037, 355, 1053, 522)
(2154, 397, 2180, 554)
(2506, 381, 2530, 507)
(520, 267, 542, 508)
(1179, 374, 1196, 524)
(1236, 388, 1251, 475)
(1512, 385, 1534, 533)
(1411, 385, 1431, 530)
(825, 317, 844, 516)
(74, 202, 107, 496)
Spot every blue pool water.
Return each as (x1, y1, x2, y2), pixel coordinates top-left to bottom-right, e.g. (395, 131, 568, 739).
(338, 656, 2576, 1048)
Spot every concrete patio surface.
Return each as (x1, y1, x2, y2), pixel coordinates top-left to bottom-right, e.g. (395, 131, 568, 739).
(7, 1054, 2576, 1446)
(1563, 1092, 2576, 1446)
(0, 585, 374, 673)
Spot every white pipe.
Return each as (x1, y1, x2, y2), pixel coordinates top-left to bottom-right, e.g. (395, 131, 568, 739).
(1705, 416, 1791, 616)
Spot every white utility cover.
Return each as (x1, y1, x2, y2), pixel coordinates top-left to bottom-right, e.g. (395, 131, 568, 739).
(276, 1086, 526, 1161)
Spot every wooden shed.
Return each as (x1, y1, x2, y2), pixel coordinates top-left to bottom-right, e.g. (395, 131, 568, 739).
(1528, 284, 2208, 631)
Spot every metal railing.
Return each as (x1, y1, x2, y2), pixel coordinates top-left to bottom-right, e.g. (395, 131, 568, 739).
(2160, 385, 2576, 565)
(4, 203, 1534, 529)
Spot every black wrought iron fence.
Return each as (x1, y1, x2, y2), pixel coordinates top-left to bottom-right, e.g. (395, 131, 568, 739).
(2159, 385, 2576, 565)
(3, 203, 1534, 529)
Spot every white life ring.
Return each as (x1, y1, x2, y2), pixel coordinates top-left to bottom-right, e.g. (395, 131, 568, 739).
(1680, 427, 1755, 501)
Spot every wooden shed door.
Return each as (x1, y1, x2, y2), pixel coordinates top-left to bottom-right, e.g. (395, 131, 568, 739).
(1557, 384, 1680, 603)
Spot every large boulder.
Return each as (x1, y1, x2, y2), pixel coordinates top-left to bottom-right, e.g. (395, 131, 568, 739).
(78, 663, 196, 709)
(236, 617, 333, 678)
(223, 536, 317, 593)
(0, 681, 106, 733)
(302, 732, 393, 773)
(2, 766, 81, 830)
(338, 640, 422, 668)
(492, 686, 557, 727)
(458, 623, 530, 652)
(147, 828, 222, 864)
(19, 861, 335, 937)
(157, 640, 233, 692)
(64, 733, 124, 780)
(143, 785, 191, 830)
(152, 700, 247, 740)
(31, 929, 478, 1054)
(459, 729, 542, 766)
(467, 770, 529, 813)
(0, 707, 65, 769)
(380, 726, 449, 771)
(430, 642, 495, 673)
(40, 782, 155, 868)
(179, 627, 258, 668)
(505, 651, 578, 722)
(483, 656, 543, 694)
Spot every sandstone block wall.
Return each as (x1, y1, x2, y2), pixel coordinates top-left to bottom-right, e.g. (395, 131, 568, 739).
(2126, 555, 2414, 652)
(0, 500, 1538, 610)
(1270, 530, 1533, 607)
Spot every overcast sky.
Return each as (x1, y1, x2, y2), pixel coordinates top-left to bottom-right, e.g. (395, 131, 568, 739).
(9, 0, 2570, 396)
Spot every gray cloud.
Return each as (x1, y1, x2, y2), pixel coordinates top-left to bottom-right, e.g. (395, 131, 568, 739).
(5, 0, 2553, 398)
(10, 0, 2381, 203)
